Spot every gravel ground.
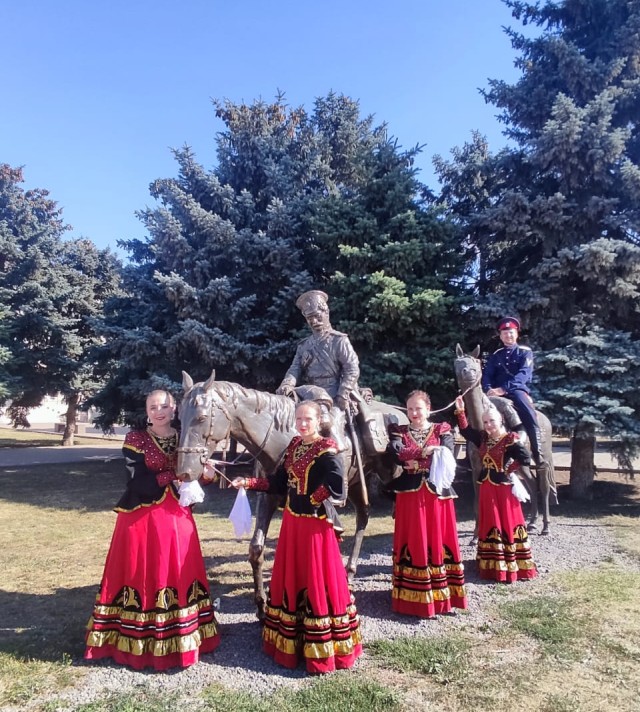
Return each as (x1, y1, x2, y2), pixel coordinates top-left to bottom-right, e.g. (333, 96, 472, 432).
(29, 511, 638, 710)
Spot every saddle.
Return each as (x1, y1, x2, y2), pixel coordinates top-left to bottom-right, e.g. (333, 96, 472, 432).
(290, 384, 333, 410)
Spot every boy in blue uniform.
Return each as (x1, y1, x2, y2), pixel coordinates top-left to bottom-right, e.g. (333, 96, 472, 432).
(482, 317, 546, 466)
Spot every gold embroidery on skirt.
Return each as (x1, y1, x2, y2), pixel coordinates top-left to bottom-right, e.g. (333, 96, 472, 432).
(155, 587, 180, 610)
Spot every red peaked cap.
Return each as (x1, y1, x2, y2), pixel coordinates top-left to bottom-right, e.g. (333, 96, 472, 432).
(497, 316, 520, 331)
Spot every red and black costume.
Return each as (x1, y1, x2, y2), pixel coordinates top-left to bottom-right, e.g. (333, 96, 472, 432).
(456, 411, 537, 582)
(84, 429, 220, 670)
(244, 435, 362, 674)
(386, 422, 467, 617)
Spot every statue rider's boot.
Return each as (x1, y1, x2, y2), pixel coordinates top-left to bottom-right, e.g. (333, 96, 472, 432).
(329, 408, 347, 453)
(327, 408, 349, 506)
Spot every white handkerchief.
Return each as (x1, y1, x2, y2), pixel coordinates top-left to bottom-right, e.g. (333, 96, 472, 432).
(178, 480, 205, 507)
(428, 447, 457, 494)
(229, 486, 253, 538)
(509, 473, 531, 503)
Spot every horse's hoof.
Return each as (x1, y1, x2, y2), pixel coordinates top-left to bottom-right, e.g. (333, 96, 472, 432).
(469, 537, 478, 547)
(527, 523, 538, 534)
(541, 527, 550, 536)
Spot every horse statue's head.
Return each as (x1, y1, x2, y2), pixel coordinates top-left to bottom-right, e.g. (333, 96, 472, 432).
(177, 370, 232, 481)
(454, 344, 482, 392)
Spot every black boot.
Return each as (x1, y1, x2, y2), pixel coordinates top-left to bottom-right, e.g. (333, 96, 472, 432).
(529, 426, 547, 467)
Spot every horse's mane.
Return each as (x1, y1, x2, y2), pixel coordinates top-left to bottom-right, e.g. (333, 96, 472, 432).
(210, 381, 296, 433)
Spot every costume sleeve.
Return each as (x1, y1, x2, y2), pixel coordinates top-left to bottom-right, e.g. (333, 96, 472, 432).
(244, 465, 288, 496)
(505, 440, 531, 472)
(386, 427, 405, 461)
(438, 423, 455, 453)
(116, 433, 165, 509)
(309, 452, 344, 504)
(387, 430, 422, 465)
(455, 411, 483, 448)
(504, 348, 533, 392)
(335, 335, 360, 399)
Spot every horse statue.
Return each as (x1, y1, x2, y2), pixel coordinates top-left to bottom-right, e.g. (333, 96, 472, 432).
(176, 370, 407, 619)
(454, 344, 557, 537)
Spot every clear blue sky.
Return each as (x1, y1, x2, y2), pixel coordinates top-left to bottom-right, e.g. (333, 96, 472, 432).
(1, 1, 526, 255)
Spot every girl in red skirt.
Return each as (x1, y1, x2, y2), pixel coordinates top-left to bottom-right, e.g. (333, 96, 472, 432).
(232, 400, 362, 674)
(454, 396, 537, 583)
(84, 390, 220, 670)
(386, 391, 467, 617)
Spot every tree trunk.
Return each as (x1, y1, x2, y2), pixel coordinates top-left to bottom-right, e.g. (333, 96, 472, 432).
(62, 393, 80, 446)
(569, 422, 596, 500)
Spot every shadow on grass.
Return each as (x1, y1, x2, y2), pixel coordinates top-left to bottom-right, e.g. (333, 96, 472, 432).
(0, 461, 267, 517)
(555, 479, 640, 519)
(0, 583, 305, 678)
(451, 467, 640, 522)
(0, 585, 97, 661)
(0, 460, 126, 512)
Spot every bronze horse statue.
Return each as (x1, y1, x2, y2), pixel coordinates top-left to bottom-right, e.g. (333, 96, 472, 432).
(454, 344, 557, 536)
(176, 370, 407, 619)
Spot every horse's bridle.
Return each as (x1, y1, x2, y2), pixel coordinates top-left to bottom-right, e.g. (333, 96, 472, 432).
(177, 388, 279, 474)
(177, 390, 232, 465)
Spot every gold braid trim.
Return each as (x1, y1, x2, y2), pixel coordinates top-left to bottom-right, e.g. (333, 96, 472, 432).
(86, 621, 219, 656)
(90, 595, 213, 623)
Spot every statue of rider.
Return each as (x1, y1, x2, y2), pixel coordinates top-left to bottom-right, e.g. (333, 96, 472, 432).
(276, 290, 360, 452)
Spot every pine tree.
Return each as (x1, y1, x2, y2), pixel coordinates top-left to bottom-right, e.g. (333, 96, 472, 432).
(436, 0, 640, 494)
(308, 139, 467, 404)
(537, 323, 640, 497)
(94, 93, 464, 424)
(93, 97, 322, 425)
(0, 164, 122, 442)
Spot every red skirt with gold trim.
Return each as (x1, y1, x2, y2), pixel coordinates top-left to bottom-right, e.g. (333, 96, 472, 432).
(262, 509, 362, 674)
(477, 480, 538, 582)
(392, 483, 467, 617)
(84, 489, 220, 670)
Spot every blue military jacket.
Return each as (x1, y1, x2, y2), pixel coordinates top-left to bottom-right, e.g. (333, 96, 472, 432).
(482, 344, 533, 394)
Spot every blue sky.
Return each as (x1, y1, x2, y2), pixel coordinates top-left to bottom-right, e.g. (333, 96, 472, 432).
(1, 1, 527, 255)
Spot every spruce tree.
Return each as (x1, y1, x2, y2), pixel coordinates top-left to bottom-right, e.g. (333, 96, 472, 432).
(0, 164, 122, 442)
(308, 139, 467, 404)
(436, 0, 640, 494)
(94, 93, 464, 424)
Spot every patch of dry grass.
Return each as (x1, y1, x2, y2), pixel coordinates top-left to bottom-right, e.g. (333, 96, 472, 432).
(605, 511, 640, 561)
(367, 559, 640, 712)
(0, 426, 118, 447)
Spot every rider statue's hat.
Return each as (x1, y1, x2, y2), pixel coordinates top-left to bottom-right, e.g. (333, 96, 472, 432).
(497, 316, 520, 331)
(296, 290, 329, 316)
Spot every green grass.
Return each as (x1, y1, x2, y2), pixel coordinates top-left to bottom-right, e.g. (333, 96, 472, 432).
(499, 595, 585, 660)
(0, 653, 77, 707)
(368, 635, 470, 684)
(277, 675, 401, 712)
(202, 676, 401, 712)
